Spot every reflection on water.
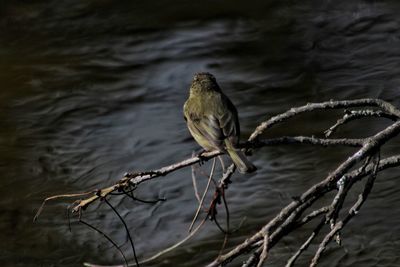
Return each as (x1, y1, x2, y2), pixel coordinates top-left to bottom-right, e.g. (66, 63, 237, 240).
(1, 1, 400, 266)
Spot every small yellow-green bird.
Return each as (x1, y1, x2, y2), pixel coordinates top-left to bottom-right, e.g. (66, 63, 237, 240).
(183, 72, 256, 174)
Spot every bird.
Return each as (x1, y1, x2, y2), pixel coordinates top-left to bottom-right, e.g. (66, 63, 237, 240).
(183, 72, 256, 174)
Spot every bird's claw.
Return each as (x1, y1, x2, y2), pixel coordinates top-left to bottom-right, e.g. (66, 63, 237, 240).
(196, 149, 207, 165)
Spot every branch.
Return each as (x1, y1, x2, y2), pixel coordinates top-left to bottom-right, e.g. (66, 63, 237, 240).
(249, 136, 364, 148)
(35, 98, 400, 267)
(72, 150, 222, 212)
(249, 98, 400, 141)
(69, 99, 400, 213)
(325, 109, 398, 137)
(310, 153, 380, 267)
(208, 153, 400, 267)
(206, 120, 400, 267)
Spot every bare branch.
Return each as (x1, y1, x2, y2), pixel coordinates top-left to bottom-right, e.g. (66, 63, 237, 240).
(72, 150, 222, 212)
(104, 198, 140, 267)
(296, 206, 329, 228)
(79, 219, 129, 267)
(325, 109, 398, 137)
(189, 157, 217, 232)
(256, 233, 269, 267)
(249, 136, 364, 148)
(191, 152, 202, 204)
(207, 120, 400, 267)
(249, 98, 400, 141)
(310, 152, 382, 267)
(36, 99, 400, 267)
(286, 219, 325, 267)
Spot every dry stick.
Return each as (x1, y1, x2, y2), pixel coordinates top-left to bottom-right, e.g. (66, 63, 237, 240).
(242, 253, 260, 267)
(325, 109, 398, 137)
(267, 190, 328, 247)
(256, 233, 269, 267)
(325, 157, 369, 245)
(79, 219, 129, 267)
(218, 156, 226, 173)
(213, 213, 228, 234)
(216, 187, 230, 258)
(70, 136, 362, 214)
(309, 152, 381, 267)
(66, 205, 72, 232)
(286, 218, 326, 267)
(216, 185, 328, 267)
(207, 121, 400, 267)
(108, 183, 165, 203)
(138, 216, 208, 265)
(251, 136, 364, 148)
(284, 205, 331, 267)
(121, 189, 165, 204)
(73, 150, 223, 212)
(244, 155, 375, 267)
(193, 164, 220, 187)
(66, 202, 81, 232)
(189, 157, 217, 232)
(326, 174, 347, 228)
(84, 263, 124, 267)
(104, 198, 140, 267)
(287, 155, 380, 267)
(241, 192, 327, 267)
(287, 174, 354, 267)
(34, 191, 95, 222)
(295, 206, 330, 228)
(249, 98, 400, 142)
(191, 155, 202, 204)
(72, 137, 363, 214)
(84, 216, 209, 267)
(110, 183, 165, 204)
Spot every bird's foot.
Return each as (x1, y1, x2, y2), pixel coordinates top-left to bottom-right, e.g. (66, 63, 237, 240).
(196, 149, 207, 165)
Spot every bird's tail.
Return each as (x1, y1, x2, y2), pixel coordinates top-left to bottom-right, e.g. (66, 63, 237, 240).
(225, 140, 256, 174)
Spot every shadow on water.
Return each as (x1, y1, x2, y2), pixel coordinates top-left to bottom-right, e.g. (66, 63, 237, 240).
(1, 0, 400, 266)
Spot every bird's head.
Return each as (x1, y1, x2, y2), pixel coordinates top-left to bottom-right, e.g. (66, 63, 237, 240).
(189, 72, 221, 95)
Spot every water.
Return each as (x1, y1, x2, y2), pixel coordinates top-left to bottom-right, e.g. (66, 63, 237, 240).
(1, 0, 400, 266)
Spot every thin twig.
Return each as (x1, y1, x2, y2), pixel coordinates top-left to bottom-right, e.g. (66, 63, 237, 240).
(242, 252, 260, 267)
(189, 157, 217, 232)
(218, 187, 230, 256)
(138, 217, 207, 265)
(325, 109, 398, 137)
(121, 190, 165, 204)
(256, 233, 269, 267)
(249, 98, 400, 141)
(218, 156, 226, 173)
(34, 191, 94, 222)
(207, 120, 400, 267)
(295, 206, 330, 228)
(310, 152, 381, 267)
(104, 198, 140, 267)
(249, 136, 364, 148)
(79, 219, 128, 267)
(191, 151, 202, 204)
(286, 218, 326, 267)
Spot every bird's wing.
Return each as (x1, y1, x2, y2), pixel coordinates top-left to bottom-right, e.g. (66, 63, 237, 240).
(187, 114, 225, 150)
(218, 94, 240, 146)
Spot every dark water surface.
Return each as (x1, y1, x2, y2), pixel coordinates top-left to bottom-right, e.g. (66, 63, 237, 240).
(1, 1, 400, 266)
